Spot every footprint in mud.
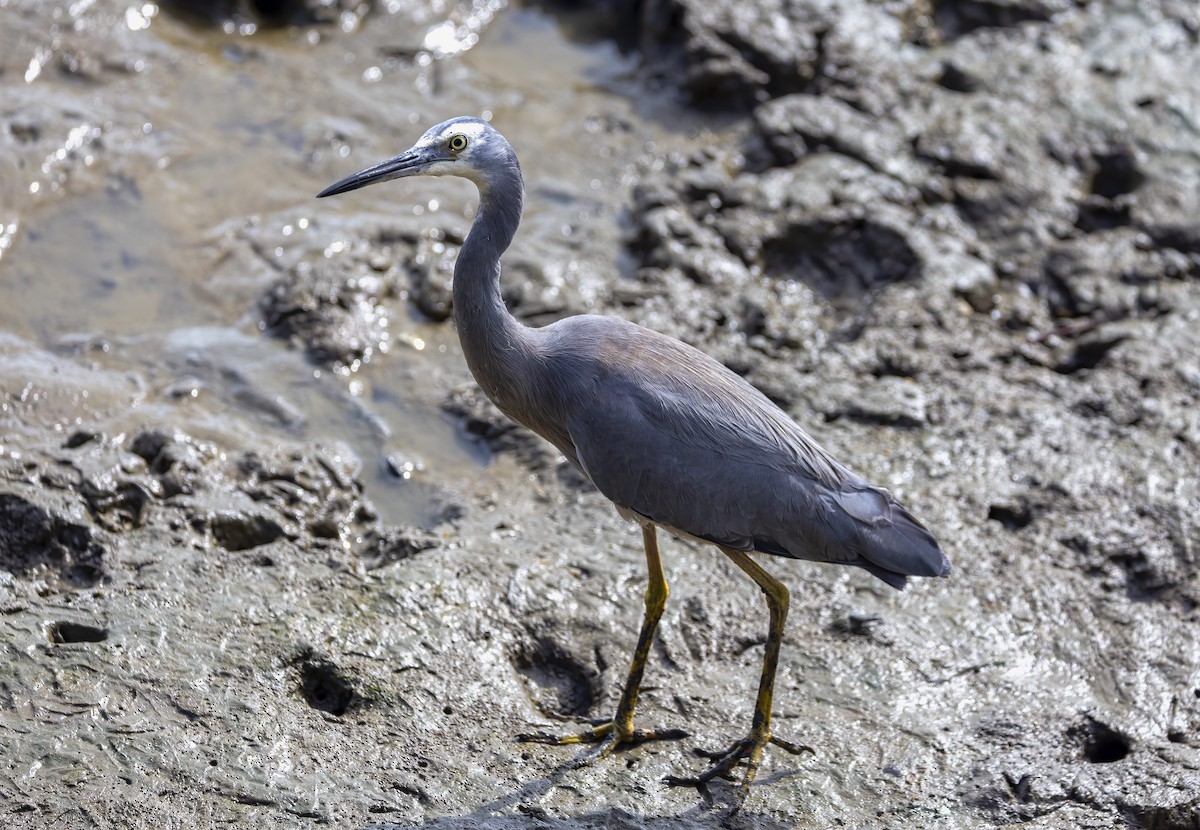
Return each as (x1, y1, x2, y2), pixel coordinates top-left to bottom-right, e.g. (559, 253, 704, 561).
(512, 635, 600, 720)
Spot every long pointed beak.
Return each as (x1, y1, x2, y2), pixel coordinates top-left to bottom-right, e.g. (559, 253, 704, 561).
(317, 148, 431, 198)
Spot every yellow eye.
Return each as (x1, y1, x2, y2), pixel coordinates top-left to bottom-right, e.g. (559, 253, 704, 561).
(447, 134, 468, 153)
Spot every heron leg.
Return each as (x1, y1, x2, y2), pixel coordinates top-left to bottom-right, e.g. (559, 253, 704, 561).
(665, 548, 812, 806)
(518, 524, 687, 752)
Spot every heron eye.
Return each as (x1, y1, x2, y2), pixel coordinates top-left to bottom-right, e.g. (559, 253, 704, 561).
(447, 134, 468, 153)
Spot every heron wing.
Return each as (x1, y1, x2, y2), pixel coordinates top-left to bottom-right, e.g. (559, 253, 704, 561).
(588, 324, 851, 488)
(566, 377, 847, 559)
(554, 319, 949, 584)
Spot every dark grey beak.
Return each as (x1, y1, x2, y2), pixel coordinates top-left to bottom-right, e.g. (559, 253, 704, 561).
(317, 148, 432, 198)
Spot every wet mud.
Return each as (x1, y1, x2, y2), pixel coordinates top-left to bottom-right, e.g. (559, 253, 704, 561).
(2, 0, 1199, 827)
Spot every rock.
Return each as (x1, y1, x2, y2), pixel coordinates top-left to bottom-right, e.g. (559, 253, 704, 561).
(440, 385, 554, 471)
(1134, 157, 1200, 253)
(949, 253, 1000, 313)
(840, 375, 928, 427)
(754, 93, 908, 176)
(407, 225, 460, 322)
(914, 99, 1011, 181)
(641, 0, 827, 107)
(208, 509, 287, 551)
(0, 491, 105, 588)
(261, 257, 399, 368)
(361, 525, 439, 569)
(932, 0, 1073, 41)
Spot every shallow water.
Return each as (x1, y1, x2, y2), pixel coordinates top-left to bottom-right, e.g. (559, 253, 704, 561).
(0, 0, 656, 525)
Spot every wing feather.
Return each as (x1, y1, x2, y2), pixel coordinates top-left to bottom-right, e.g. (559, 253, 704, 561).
(539, 316, 950, 586)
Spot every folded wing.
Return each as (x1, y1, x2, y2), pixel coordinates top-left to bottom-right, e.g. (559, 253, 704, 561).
(561, 329, 950, 589)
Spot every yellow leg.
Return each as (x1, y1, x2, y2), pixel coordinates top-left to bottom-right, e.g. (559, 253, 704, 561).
(666, 548, 812, 806)
(519, 525, 687, 751)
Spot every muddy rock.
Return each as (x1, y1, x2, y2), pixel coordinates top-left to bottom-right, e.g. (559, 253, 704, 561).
(406, 223, 463, 322)
(441, 384, 556, 472)
(752, 93, 912, 180)
(0, 489, 106, 589)
(640, 0, 834, 107)
(261, 239, 406, 368)
(361, 523, 440, 569)
(261, 204, 594, 359)
(835, 374, 928, 427)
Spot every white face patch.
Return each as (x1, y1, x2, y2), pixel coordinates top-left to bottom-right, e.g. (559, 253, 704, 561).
(418, 120, 487, 154)
(417, 119, 491, 183)
(442, 120, 488, 145)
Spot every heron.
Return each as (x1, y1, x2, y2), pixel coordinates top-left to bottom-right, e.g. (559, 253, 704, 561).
(318, 116, 950, 806)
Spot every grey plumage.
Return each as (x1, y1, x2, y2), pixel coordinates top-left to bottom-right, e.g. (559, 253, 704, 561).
(530, 314, 948, 589)
(318, 116, 950, 805)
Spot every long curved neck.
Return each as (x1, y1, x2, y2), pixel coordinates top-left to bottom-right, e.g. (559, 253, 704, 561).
(452, 161, 541, 423)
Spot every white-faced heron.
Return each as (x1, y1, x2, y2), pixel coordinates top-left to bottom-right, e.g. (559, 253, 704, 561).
(318, 116, 951, 806)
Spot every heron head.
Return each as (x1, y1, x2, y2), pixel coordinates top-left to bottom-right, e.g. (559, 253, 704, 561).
(317, 116, 513, 198)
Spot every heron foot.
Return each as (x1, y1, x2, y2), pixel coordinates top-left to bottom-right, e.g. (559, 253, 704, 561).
(517, 720, 689, 761)
(664, 732, 813, 806)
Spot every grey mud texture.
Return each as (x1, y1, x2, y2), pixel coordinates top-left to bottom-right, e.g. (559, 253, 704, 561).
(1, 0, 1198, 828)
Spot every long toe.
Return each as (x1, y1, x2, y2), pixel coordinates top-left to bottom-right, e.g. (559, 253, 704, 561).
(516, 721, 614, 746)
(664, 738, 752, 786)
(517, 721, 687, 755)
(665, 729, 809, 808)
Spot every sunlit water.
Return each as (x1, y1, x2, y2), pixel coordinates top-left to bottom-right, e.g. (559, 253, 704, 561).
(0, 1, 650, 525)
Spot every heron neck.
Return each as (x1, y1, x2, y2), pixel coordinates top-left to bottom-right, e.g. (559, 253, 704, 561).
(452, 171, 539, 418)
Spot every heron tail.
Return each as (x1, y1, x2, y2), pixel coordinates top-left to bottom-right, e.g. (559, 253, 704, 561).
(828, 484, 951, 590)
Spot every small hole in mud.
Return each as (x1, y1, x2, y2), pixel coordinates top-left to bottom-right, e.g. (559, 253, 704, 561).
(209, 759, 218, 767)
(1089, 149, 1143, 199)
(48, 621, 109, 644)
(1085, 734, 1130, 763)
(299, 660, 355, 716)
(1077, 719, 1131, 764)
(936, 61, 979, 92)
(64, 430, 99, 449)
(443, 705, 453, 715)
(1075, 149, 1143, 232)
(987, 504, 1033, 531)
(1054, 334, 1127, 374)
